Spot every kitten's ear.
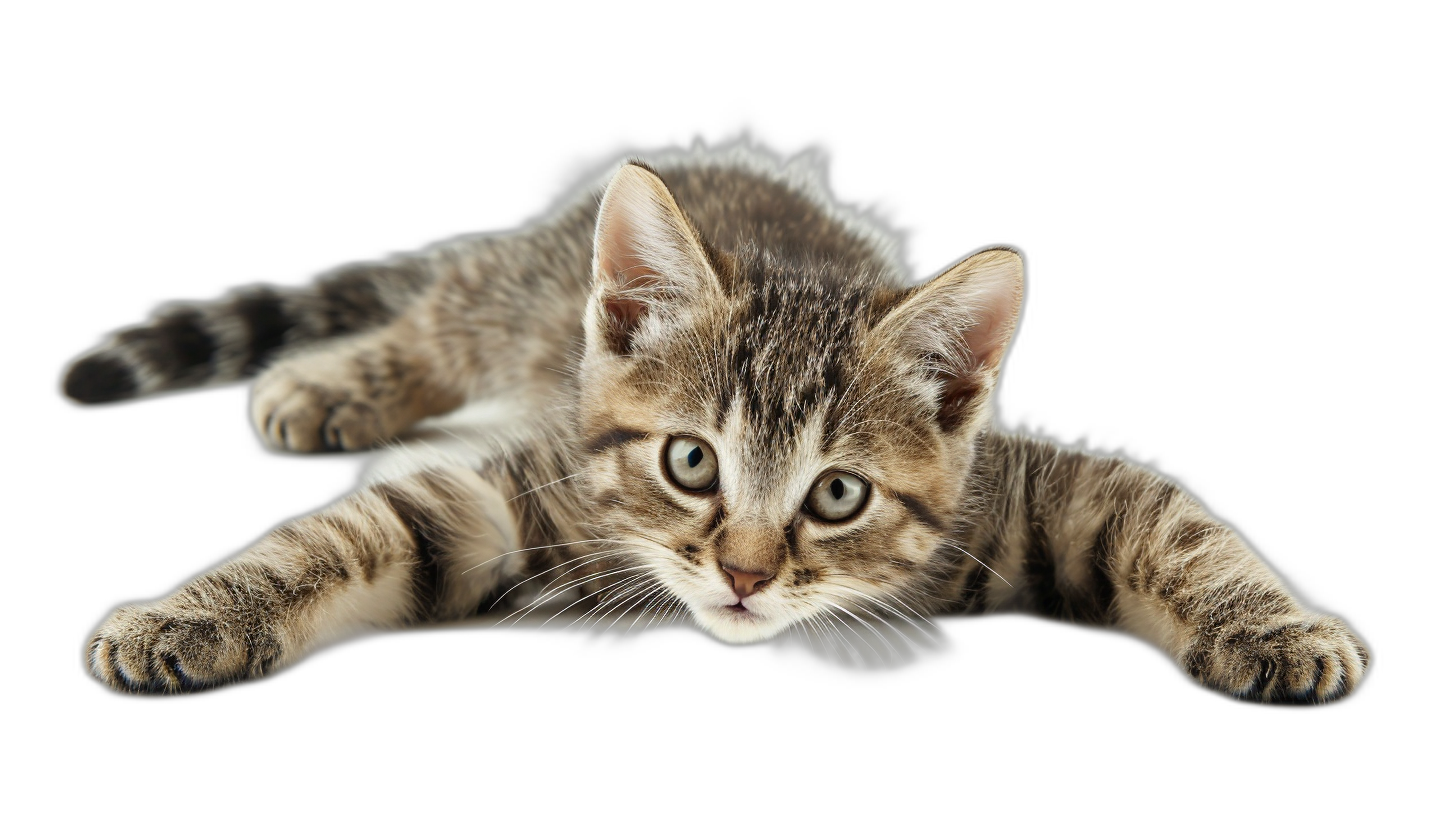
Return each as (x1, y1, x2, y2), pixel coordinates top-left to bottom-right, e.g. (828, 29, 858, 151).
(873, 248, 1024, 432)
(590, 162, 721, 355)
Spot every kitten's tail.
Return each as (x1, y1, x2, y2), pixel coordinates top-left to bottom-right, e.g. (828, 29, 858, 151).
(62, 260, 434, 404)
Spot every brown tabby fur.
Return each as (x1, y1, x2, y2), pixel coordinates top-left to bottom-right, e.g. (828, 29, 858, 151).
(67, 143, 1368, 702)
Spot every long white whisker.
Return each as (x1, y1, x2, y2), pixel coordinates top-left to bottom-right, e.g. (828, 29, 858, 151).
(496, 564, 644, 626)
(801, 614, 840, 657)
(877, 588, 937, 625)
(827, 584, 934, 639)
(637, 585, 681, 632)
(536, 570, 653, 628)
(667, 601, 689, 627)
(827, 585, 914, 644)
(533, 551, 631, 595)
(838, 591, 926, 655)
(625, 588, 671, 631)
(646, 593, 683, 629)
(787, 619, 813, 653)
(826, 612, 865, 664)
(577, 576, 657, 629)
(813, 565, 943, 613)
(824, 597, 903, 658)
(597, 581, 665, 631)
(461, 539, 619, 575)
(487, 550, 620, 611)
(530, 563, 645, 611)
(508, 472, 580, 501)
(812, 609, 859, 661)
(940, 540, 1014, 587)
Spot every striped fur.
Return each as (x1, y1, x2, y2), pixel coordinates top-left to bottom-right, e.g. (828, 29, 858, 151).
(74, 142, 1367, 701)
(64, 259, 434, 403)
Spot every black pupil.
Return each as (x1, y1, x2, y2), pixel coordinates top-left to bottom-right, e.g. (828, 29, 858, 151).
(830, 478, 845, 500)
(686, 446, 703, 468)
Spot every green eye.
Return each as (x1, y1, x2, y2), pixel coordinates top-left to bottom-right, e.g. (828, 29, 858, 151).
(664, 436, 718, 491)
(805, 472, 869, 521)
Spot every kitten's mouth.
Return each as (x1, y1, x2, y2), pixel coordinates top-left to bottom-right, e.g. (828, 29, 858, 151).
(692, 596, 790, 644)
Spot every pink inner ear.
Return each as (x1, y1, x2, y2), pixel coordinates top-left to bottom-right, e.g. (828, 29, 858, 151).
(932, 277, 1019, 431)
(604, 296, 648, 330)
(594, 181, 663, 343)
(957, 287, 1018, 371)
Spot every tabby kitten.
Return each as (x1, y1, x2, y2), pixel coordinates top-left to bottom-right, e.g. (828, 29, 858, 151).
(67, 145, 1368, 702)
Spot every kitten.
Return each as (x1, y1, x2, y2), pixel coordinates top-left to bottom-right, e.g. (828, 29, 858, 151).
(66, 144, 1368, 701)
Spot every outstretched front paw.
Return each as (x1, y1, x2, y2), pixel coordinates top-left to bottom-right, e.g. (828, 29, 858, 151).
(1186, 615, 1369, 703)
(88, 604, 279, 694)
(250, 360, 389, 452)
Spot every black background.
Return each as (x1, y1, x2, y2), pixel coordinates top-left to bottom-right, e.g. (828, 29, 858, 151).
(34, 38, 1397, 775)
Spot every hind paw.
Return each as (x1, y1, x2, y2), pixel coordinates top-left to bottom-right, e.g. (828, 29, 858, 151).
(251, 364, 389, 452)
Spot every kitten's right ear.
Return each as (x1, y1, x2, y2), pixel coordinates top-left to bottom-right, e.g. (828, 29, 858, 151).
(589, 162, 721, 355)
(870, 247, 1024, 433)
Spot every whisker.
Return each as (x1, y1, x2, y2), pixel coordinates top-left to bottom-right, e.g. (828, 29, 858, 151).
(537, 570, 653, 628)
(939, 539, 1014, 587)
(532, 551, 632, 595)
(637, 585, 675, 632)
(799, 614, 839, 657)
(815, 609, 856, 658)
(795, 618, 821, 647)
(786, 618, 815, 654)
(820, 600, 889, 659)
(622, 587, 668, 631)
(496, 564, 645, 625)
(508, 472, 581, 501)
(825, 583, 935, 639)
(460, 538, 620, 575)
(645, 592, 683, 629)
(815, 570, 940, 624)
(575, 576, 656, 628)
(832, 597, 931, 658)
(487, 550, 622, 611)
(595, 581, 665, 631)
(824, 611, 865, 664)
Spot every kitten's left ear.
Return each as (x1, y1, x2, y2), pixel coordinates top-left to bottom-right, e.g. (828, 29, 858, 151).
(872, 248, 1024, 432)
(589, 162, 722, 355)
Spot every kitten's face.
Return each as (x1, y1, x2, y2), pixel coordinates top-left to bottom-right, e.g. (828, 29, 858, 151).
(578, 268, 970, 642)
(576, 163, 1020, 643)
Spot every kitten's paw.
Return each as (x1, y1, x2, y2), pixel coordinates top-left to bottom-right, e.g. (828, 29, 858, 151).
(1186, 614, 1369, 703)
(251, 365, 387, 452)
(87, 604, 277, 694)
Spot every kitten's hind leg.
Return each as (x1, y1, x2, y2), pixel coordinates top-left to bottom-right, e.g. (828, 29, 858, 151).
(249, 225, 596, 452)
(250, 317, 466, 452)
(63, 259, 433, 404)
(88, 465, 524, 693)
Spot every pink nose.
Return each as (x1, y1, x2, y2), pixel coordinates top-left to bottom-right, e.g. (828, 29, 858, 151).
(722, 565, 774, 599)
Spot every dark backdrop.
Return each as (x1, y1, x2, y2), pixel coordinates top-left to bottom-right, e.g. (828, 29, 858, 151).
(34, 52, 1386, 769)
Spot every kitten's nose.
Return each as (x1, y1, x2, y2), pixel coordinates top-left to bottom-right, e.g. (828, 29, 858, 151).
(722, 564, 774, 599)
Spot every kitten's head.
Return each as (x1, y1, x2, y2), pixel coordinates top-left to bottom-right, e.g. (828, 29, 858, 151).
(575, 162, 1021, 643)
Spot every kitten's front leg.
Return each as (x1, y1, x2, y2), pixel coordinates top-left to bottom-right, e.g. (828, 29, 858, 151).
(89, 466, 523, 692)
(982, 440, 1370, 703)
(1117, 500, 1372, 703)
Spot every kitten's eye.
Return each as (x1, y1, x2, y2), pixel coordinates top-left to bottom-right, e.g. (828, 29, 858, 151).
(664, 436, 718, 491)
(805, 472, 869, 521)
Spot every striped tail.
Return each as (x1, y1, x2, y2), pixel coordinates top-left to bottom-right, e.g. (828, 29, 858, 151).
(63, 260, 434, 404)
